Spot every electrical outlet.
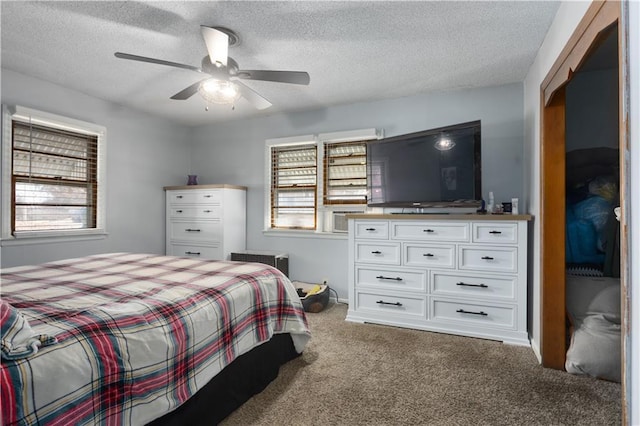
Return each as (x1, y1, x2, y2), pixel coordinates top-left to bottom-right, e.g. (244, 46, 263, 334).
(322, 278, 328, 285)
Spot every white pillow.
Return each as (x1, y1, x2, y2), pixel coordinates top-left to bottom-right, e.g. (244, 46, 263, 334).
(565, 314, 621, 382)
(566, 276, 620, 324)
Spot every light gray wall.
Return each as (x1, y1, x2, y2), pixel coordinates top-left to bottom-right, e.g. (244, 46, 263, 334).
(566, 68, 619, 151)
(0, 69, 191, 268)
(191, 83, 525, 299)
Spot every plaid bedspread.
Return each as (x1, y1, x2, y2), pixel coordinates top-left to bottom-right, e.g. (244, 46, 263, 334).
(0, 253, 310, 425)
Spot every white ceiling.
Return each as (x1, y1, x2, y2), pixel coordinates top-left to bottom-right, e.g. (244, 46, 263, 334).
(1, 1, 560, 126)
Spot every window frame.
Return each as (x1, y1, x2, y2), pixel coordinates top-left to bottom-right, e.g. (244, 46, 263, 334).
(264, 129, 381, 235)
(1, 105, 107, 245)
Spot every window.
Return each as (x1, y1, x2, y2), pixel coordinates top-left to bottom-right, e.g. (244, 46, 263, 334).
(270, 143, 317, 230)
(265, 129, 380, 233)
(323, 141, 367, 205)
(2, 106, 106, 242)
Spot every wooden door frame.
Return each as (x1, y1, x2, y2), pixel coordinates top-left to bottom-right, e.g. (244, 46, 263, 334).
(540, 0, 629, 421)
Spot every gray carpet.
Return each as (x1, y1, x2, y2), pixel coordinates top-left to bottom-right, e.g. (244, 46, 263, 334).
(222, 303, 621, 425)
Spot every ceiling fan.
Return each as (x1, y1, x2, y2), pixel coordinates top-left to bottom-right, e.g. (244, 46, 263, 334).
(114, 26, 310, 110)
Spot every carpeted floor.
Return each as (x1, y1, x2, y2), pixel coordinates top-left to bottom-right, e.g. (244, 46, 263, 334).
(222, 303, 621, 425)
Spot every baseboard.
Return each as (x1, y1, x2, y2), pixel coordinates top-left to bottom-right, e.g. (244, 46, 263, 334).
(530, 337, 542, 363)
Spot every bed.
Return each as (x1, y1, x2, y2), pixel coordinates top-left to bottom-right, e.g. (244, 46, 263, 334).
(0, 253, 311, 425)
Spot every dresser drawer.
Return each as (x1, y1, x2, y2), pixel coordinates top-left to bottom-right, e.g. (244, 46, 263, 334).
(431, 298, 516, 329)
(431, 272, 516, 301)
(355, 242, 401, 265)
(473, 222, 518, 244)
(355, 267, 427, 292)
(404, 243, 455, 269)
(168, 190, 221, 205)
(391, 222, 469, 242)
(458, 246, 517, 273)
(169, 221, 221, 241)
(170, 206, 221, 219)
(355, 221, 389, 239)
(167, 243, 223, 260)
(356, 291, 426, 318)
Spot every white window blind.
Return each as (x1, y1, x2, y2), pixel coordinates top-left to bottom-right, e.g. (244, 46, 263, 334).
(12, 121, 98, 233)
(270, 144, 317, 229)
(323, 141, 367, 205)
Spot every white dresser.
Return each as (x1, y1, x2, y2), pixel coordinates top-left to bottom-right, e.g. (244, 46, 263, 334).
(164, 185, 247, 260)
(347, 214, 532, 345)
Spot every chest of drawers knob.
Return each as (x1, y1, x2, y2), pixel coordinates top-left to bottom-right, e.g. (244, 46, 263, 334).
(489, 230, 502, 234)
(423, 229, 435, 233)
(365, 228, 376, 231)
(481, 256, 494, 260)
(456, 308, 488, 316)
(375, 275, 403, 281)
(423, 253, 434, 257)
(376, 300, 403, 307)
(456, 282, 489, 288)
(371, 250, 382, 254)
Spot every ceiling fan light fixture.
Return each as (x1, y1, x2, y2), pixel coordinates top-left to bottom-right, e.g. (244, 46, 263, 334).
(198, 78, 241, 105)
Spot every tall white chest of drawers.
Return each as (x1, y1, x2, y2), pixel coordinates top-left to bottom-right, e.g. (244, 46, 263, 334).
(347, 214, 532, 345)
(164, 185, 247, 261)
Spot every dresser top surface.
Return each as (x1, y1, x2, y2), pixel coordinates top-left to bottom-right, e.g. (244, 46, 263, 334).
(164, 184, 247, 191)
(346, 213, 533, 221)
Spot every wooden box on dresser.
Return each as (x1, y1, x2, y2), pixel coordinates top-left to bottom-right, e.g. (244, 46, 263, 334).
(164, 184, 247, 260)
(346, 214, 533, 345)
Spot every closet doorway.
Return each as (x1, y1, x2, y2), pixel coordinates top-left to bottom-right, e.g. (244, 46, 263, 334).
(540, 0, 630, 421)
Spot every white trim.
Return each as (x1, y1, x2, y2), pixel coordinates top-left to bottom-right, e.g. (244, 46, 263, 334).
(265, 134, 315, 147)
(1, 232, 107, 247)
(318, 128, 381, 143)
(262, 229, 347, 240)
(1, 105, 107, 242)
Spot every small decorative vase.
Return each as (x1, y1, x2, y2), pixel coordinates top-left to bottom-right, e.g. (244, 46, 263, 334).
(187, 175, 198, 185)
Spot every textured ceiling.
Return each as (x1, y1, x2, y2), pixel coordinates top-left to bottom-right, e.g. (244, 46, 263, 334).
(1, 1, 560, 126)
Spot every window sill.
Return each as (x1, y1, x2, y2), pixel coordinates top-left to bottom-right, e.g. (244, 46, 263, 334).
(1, 230, 108, 246)
(262, 229, 348, 240)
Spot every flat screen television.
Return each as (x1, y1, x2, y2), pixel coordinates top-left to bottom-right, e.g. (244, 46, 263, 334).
(366, 120, 481, 207)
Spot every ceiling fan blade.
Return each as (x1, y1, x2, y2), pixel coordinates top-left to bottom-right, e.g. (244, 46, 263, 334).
(235, 70, 310, 85)
(115, 52, 201, 73)
(201, 26, 228, 67)
(170, 80, 206, 100)
(234, 81, 272, 110)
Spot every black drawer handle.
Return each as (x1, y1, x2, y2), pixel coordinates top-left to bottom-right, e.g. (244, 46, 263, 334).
(185, 228, 201, 232)
(489, 231, 502, 234)
(176, 195, 183, 199)
(423, 253, 434, 257)
(376, 275, 403, 281)
(371, 250, 382, 254)
(481, 256, 494, 260)
(185, 251, 201, 256)
(365, 228, 376, 231)
(456, 309, 488, 316)
(376, 300, 403, 307)
(176, 210, 183, 213)
(423, 229, 435, 233)
(203, 210, 212, 213)
(456, 282, 489, 288)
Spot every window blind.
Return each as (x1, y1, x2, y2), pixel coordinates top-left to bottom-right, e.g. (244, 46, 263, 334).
(323, 141, 367, 205)
(270, 144, 317, 229)
(12, 121, 98, 233)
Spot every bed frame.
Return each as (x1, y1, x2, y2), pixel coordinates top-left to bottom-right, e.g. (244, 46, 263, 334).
(150, 333, 299, 425)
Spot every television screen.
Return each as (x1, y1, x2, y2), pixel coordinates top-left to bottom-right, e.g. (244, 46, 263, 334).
(366, 120, 481, 207)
